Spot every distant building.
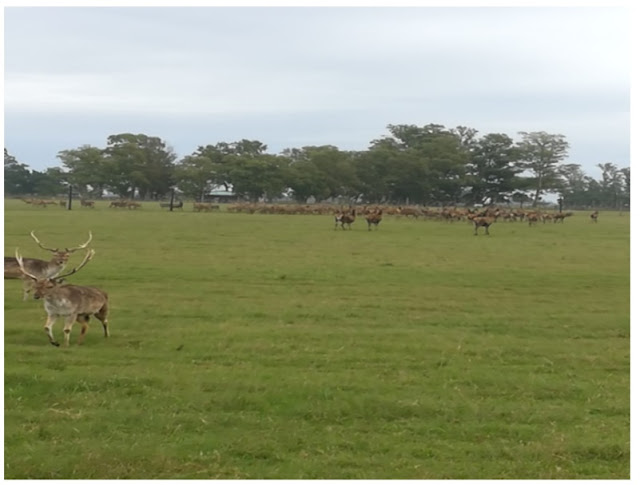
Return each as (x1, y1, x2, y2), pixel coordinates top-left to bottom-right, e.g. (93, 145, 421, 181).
(205, 185, 237, 203)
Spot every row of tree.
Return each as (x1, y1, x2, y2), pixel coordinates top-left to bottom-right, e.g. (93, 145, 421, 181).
(4, 124, 630, 209)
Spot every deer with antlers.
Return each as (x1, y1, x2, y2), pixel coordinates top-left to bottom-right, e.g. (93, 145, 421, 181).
(471, 209, 500, 236)
(4, 231, 93, 300)
(364, 207, 383, 231)
(334, 207, 357, 230)
(14, 248, 109, 347)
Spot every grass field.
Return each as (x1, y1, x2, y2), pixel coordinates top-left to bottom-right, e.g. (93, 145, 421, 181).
(3, 199, 630, 479)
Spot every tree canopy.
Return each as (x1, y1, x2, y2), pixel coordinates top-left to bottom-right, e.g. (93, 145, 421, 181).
(4, 125, 629, 209)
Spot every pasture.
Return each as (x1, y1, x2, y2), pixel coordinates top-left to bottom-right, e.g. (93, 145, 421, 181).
(3, 199, 630, 479)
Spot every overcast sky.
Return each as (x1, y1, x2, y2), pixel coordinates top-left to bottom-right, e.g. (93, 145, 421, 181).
(3, 6, 630, 178)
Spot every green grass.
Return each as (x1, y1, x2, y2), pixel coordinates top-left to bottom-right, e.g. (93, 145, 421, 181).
(3, 200, 630, 479)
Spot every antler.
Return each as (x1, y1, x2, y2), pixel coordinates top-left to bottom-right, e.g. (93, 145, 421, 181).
(56, 249, 96, 279)
(14, 248, 40, 280)
(66, 231, 93, 253)
(30, 231, 58, 252)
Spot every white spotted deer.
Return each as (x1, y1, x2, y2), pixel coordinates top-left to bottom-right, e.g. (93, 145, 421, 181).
(4, 231, 93, 300)
(14, 248, 109, 347)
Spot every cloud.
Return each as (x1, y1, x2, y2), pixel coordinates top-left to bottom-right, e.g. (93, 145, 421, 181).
(3, 6, 630, 173)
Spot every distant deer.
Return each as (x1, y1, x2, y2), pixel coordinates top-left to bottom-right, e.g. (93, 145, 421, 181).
(4, 231, 93, 300)
(472, 209, 500, 236)
(364, 208, 383, 231)
(590, 210, 599, 223)
(14, 248, 109, 347)
(334, 208, 356, 230)
(80, 199, 95, 208)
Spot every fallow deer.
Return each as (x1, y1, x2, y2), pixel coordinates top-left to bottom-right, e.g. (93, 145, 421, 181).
(472, 209, 500, 236)
(553, 212, 573, 223)
(590, 210, 599, 223)
(364, 208, 383, 231)
(14, 248, 109, 347)
(4, 231, 93, 300)
(526, 212, 539, 227)
(193, 202, 214, 212)
(334, 208, 356, 230)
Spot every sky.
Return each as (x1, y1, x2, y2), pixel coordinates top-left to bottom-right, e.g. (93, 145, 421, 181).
(2, 4, 632, 179)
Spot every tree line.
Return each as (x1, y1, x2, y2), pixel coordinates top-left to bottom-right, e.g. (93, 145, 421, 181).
(3, 124, 630, 209)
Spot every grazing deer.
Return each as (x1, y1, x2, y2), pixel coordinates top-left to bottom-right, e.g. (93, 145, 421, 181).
(590, 210, 599, 223)
(364, 208, 383, 231)
(80, 199, 95, 208)
(193, 202, 214, 212)
(14, 248, 109, 347)
(4, 231, 93, 300)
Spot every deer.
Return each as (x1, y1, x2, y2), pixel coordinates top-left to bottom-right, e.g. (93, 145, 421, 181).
(4, 231, 93, 300)
(193, 202, 214, 212)
(334, 208, 356, 230)
(80, 199, 95, 208)
(590, 210, 599, 223)
(472, 209, 500, 236)
(364, 207, 383, 231)
(14, 248, 109, 347)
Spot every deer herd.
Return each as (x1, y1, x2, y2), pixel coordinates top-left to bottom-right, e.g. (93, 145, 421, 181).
(5, 231, 109, 347)
(4, 205, 603, 347)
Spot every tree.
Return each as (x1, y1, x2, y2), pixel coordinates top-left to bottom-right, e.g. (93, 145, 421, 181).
(4, 149, 33, 195)
(57, 145, 108, 197)
(194, 139, 268, 191)
(619, 166, 630, 209)
(369, 124, 467, 204)
(516, 132, 569, 207)
(31, 168, 67, 196)
(464, 133, 522, 205)
(597, 162, 625, 209)
(558, 163, 590, 207)
(227, 154, 288, 202)
(104, 134, 176, 199)
(282, 146, 358, 202)
(511, 192, 532, 208)
(175, 155, 217, 201)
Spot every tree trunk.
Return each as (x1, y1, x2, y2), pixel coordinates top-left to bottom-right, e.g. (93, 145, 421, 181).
(532, 175, 543, 208)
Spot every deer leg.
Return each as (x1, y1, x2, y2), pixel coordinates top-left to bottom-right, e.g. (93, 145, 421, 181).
(44, 314, 60, 347)
(76, 314, 90, 345)
(485, 225, 490, 235)
(95, 303, 110, 338)
(474, 224, 478, 236)
(62, 315, 77, 347)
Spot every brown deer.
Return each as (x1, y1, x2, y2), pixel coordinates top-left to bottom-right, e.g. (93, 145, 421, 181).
(526, 212, 539, 227)
(4, 231, 93, 300)
(334, 208, 356, 230)
(364, 208, 383, 231)
(193, 202, 214, 212)
(14, 248, 109, 347)
(80, 199, 95, 208)
(109, 200, 128, 208)
(472, 209, 500, 236)
(590, 210, 599, 223)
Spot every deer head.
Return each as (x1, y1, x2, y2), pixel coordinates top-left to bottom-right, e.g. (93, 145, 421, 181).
(30, 231, 92, 264)
(15, 248, 95, 299)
